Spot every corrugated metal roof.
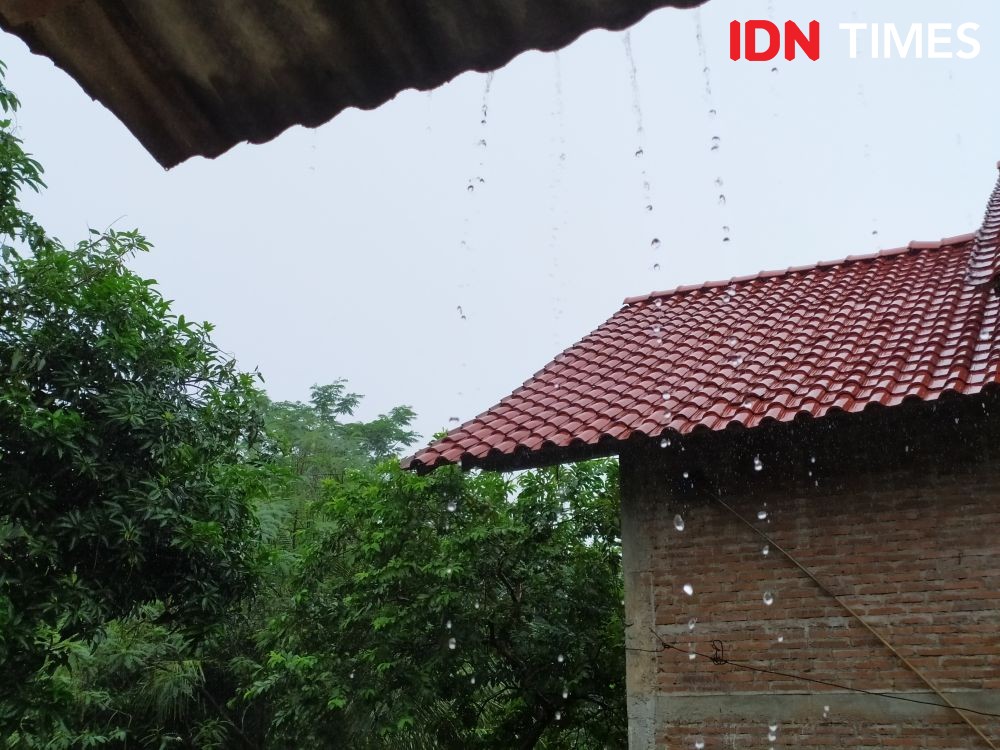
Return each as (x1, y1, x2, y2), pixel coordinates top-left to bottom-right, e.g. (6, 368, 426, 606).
(0, 0, 707, 167)
(403, 166, 1000, 474)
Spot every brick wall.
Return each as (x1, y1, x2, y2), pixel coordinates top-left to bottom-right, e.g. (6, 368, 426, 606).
(620, 392, 1000, 749)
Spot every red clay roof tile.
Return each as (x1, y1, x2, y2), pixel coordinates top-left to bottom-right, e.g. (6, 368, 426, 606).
(404, 168, 1000, 472)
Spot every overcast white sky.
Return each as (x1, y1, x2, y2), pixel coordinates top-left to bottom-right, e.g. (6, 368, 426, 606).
(3, 0, 999, 443)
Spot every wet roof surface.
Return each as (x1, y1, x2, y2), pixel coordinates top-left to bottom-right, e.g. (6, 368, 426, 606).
(404, 168, 1000, 473)
(0, 0, 706, 167)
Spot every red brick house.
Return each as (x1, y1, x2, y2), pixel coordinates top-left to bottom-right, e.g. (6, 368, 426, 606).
(406, 165, 1000, 747)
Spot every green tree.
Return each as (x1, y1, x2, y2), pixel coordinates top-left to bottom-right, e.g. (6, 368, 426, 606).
(243, 459, 625, 749)
(0, 63, 269, 746)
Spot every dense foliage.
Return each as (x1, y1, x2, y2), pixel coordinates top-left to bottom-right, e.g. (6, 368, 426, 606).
(0, 64, 269, 746)
(0, 63, 626, 748)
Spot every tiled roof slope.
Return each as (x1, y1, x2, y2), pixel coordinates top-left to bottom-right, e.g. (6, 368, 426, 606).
(404, 167, 1000, 473)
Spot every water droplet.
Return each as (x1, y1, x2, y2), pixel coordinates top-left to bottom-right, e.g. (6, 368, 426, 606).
(446, 619, 452, 629)
(660, 437, 671, 448)
(763, 591, 775, 606)
(718, 194, 727, 206)
(555, 710, 562, 721)
(771, 66, 779, 73)
(710, 136, 721, 151)
(682, 583, 694, 596)
(655, 298, 662, 308)
(557, 654, 565, 663)
(448, 416, 460, 424)
(470, 676, 476, 684)
(562, 687, 569, 699)
(466, 183, 475, 193)
(768, 731, 777, 742)
(653, 263, 661, 271)
(662, 391, 671, 401)
(474, 601, 480, 610)
(708, 108, 717, 117)
(674, 514, 685, 532)
(688, 617, 697, 631)
(682, 471, 690, 479)
(652, 325, 662, 335)
(457, 305, 466, 320)
(645, 204, 654, 212)
(447, 499, 457, 512)
(715, 177, 725, 187)
(695, 740, 705, 750)
(753, 455, 763, 472)
(349, 671, 355, 679)
(872, 229, 879, 236)
(448, 637, 457, 650)
(651, 238, 661, 249)
(477, 138, 487, 148)
(688, 651, 697, 661)
(777, 635, 784, 643)
(635, 148, 644, 158)
(727, 336, 738, 346)
(757, 510, 768, 520)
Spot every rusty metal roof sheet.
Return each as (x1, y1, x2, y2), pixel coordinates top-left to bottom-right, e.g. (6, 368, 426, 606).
(403, 165, 1000, 474)
(0, 0, 707, 167)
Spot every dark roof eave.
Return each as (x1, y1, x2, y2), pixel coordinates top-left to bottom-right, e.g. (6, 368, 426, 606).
(0, 0, 709, 167)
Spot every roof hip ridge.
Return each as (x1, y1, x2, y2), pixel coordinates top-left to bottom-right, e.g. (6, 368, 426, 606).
(963, 163, 1000, 287)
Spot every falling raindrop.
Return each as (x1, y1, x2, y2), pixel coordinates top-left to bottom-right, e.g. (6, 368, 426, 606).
(562, 687, 569, 699)
(474, 601, 480, 610)
(777, 635, 784, 643)
(771, 66, 779, 73)
(660, 437, 671, 448)
(448, 416, 460, 424)
(682, 471, 690, 479)
(662, 391, 671, 401)
(763, 591, 775, 606)
(557, 654, 565, 663)
(674, 514, 685, 532)
(710, 136, 721, 151)
(688, 651, 696, 661)
(655, 298, 662, 308)
(350, 671, 355, 679)
(682, 583, 694, 596)
(651, 238, 662, 249)
(652, 324, 662, 335)
(448, 637, 457, 650)
(447, 499, 457, 512)
(555, 711, 562, 721)
(470, 676, 476, 684)
(769, 722, 778, 733)
(446, 620, 452, 630)
(635, 148, 644, 158)
(653, 263, 661, 271)
(722, 226, 731, 242)
(477, 138, 487, 148)
(695, 740, 705, 750)
(768, 730, 777, 742)
(456, 305, 467, 320)
(718, 194, 727, 206)
(823, 705, 830, 718)
(466, 183, 475, 193)
(645, 204, 654, 212)
(753, 455, 763, 472)
(688, 617, 697, 631)
(757, 510, 768, 521)
(762, 544, 770, 556)
(727, 336, 738, 346)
